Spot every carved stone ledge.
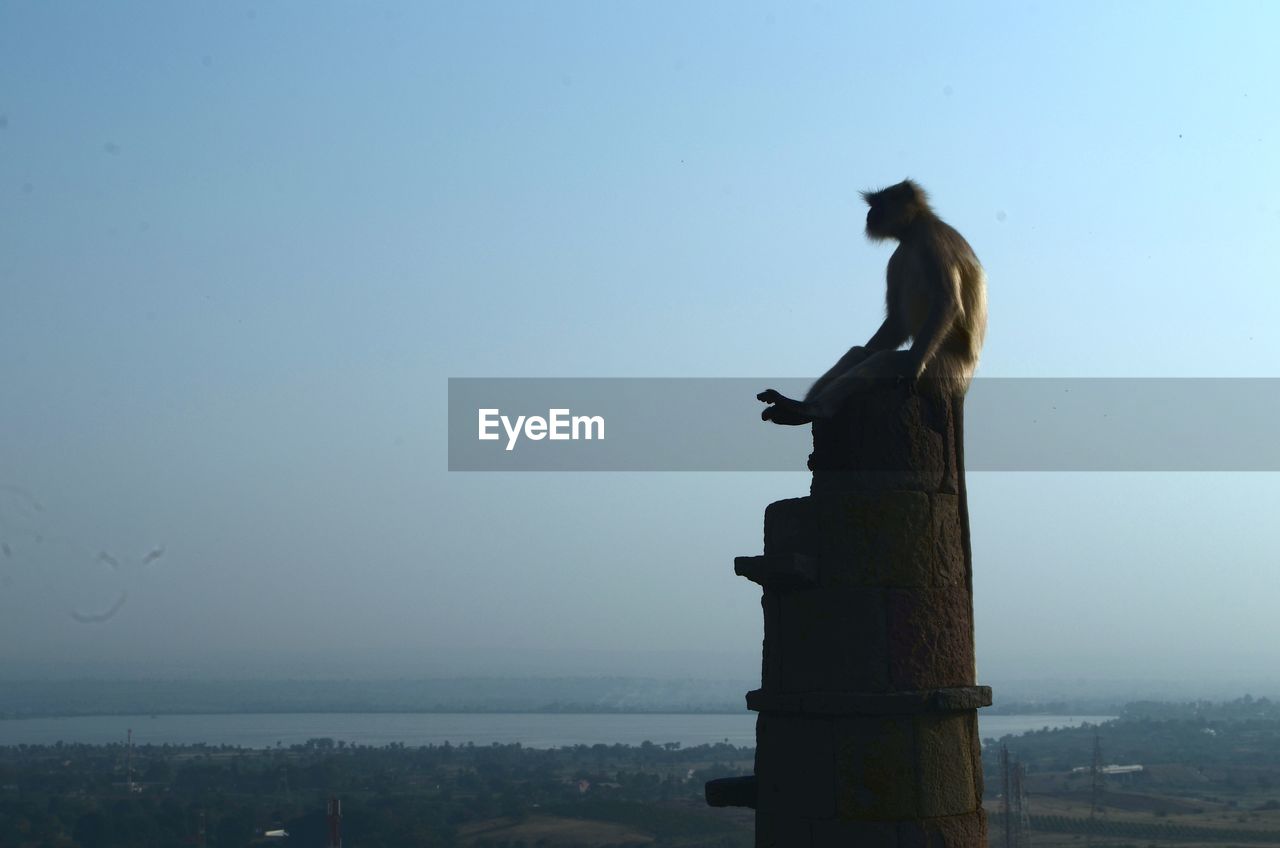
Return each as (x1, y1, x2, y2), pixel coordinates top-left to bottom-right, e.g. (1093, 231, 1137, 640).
(747, 686, 992, 716)
(734, 553, 819, 590)
(705, 775, 758, 808)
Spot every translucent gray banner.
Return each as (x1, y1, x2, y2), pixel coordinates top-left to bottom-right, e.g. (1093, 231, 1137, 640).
(447, 378, 1280, 471)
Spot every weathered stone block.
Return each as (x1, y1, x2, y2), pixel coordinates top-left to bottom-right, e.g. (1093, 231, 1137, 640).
(808, 387, 959, 495)
(755, 815, 814, 848)
(914, 713, 978, 818)
(812, 817, 898, 845)
(775, 587, 888, 693)
(834, 716, 918, 820)
(897, 809, 987, 848)
(755, 714, 837, 820)
(929, 494, 965, 582)
(814, 492, 964, 589)
(886, 588, 974, 690)
(967, 712, 984, 802)
(785, 818, 817, 848)
(764, 497, 818, 555)
(760, 592, 781, 691)
(818, 491, 930, 575)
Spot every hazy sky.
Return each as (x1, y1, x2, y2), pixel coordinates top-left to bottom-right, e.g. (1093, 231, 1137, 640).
(2, 2, 1279, 688)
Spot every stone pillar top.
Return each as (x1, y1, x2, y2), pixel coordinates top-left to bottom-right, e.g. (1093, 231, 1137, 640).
(809, 385, 961, 496)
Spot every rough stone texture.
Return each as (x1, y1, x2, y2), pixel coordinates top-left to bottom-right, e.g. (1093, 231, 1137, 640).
(967, 712, 984, 803)
(773, 586, 888, 693)
(745, 686, 992, 716)
(897, 809, 988, 848)
(886, 587, 975, 690)
(756, 814, 815, 848)
(712, 388, 986, 846)
(817, 492, 965, 589)
(808, 385, 960, 496)
(834, 716, 918, 819)
(928, 495, 965, 583)
(756, 810, 987, 848)
(764, 497, 819, 556)
(760, 591, 781, 691)
(912, 713, 978, 818)
(812, 817, 900, 845)
(755, 714, 837, 820)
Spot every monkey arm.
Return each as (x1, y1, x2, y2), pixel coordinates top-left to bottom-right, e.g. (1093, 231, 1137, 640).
(760, 335, 912, 423)
(906, 287, 960, 381)
(758, 297, 912, 425)
(803, 349, 914, 418)
(863, 316, 910, 353)
(805, 346, 869, 402)
(804, 317, 908, 402)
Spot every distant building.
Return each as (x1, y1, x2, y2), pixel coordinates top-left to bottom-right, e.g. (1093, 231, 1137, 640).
(1101, 765, 1144, 775)
(1071, 764, 1144, 775)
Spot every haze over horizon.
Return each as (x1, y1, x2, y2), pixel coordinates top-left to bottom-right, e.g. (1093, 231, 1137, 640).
(3, 3, 1280, 695)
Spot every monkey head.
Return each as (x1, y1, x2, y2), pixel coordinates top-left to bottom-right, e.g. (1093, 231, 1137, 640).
(861, 179, 931, 242)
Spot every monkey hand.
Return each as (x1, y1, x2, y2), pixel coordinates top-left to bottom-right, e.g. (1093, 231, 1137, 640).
(757, 389, 814, 426)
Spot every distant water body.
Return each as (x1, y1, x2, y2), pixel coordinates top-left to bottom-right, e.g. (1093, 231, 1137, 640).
(0, 713, 1112, 749)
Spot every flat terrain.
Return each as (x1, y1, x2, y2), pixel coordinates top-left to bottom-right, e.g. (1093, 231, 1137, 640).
(460, 814, 655, 846)
(991, 784, 1280, 846)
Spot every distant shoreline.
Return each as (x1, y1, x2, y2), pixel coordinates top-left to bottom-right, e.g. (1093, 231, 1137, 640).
(0, 712, 1114, 749)
(0, 706, 1109, 721)
(2, 708, 760, 721)
(0, 677, 1135, 720)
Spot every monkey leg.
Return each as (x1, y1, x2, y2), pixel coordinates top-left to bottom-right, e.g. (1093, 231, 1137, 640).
(757, 389, 814, 425)
(806, 351, 918, 419)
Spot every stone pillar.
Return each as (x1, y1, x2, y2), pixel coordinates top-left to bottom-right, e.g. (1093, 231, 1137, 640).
(707, 385, 990, 847)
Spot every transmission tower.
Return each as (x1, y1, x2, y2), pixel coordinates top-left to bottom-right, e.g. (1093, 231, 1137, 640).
(1000, 744, 1013, 848)
(1012, 759, 1031, 847)
(125, 728, 134, 792)
(326, 796, 342, 848)
(1087, 731, 1104, 848)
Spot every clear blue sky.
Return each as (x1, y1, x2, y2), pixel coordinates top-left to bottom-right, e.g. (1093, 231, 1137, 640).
(2, 2, 1279, 688)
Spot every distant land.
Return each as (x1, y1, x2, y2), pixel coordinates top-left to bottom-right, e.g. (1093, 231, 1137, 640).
(1, 677, 1276, 719)
(0, 677, 748, 719)
(4, 698, 1280, 847)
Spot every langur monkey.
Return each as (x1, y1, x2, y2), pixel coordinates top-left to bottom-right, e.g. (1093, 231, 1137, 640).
(757, 180, 987, 425)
